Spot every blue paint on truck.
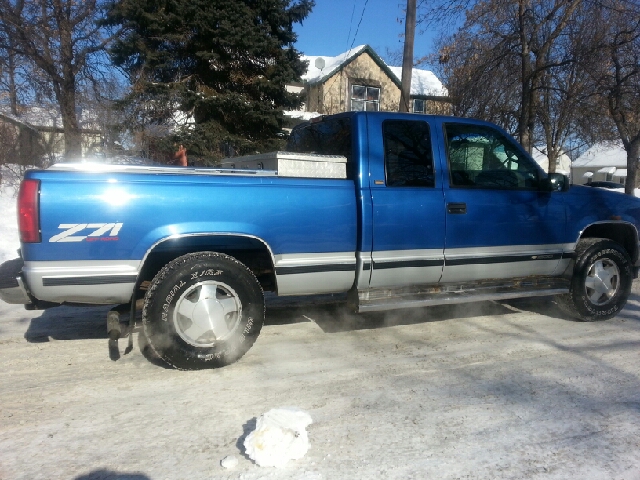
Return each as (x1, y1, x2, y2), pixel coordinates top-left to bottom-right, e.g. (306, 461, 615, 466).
(2, 111, 639, 369)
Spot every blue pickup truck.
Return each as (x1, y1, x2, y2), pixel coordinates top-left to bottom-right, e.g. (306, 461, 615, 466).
(1, 111, 639, 369)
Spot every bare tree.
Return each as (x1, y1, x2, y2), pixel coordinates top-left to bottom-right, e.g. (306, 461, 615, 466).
(438, 0, 581, 154)
(583, 2, 640, 193)
(0, 37, 23, 114)
(535, 4, 600, 172)
(0, 0, 113, 157)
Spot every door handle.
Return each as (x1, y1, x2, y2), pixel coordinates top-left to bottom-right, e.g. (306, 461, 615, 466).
(447, 202, 467, 214)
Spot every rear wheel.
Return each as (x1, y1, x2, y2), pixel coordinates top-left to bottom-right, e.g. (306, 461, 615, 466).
(143, 252, 264, 369)
(556, 238, 633, 321)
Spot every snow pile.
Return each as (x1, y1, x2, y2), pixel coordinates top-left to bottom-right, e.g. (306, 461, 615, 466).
(243, 407, 313, 468)
(220, 455, 238, 469)
(283, 110, 322, 121)
(0, 182, 19, 263)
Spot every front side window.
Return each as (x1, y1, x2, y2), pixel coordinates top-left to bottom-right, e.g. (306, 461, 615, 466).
(383, 120, 434, 187)
(351, 85, 380, 111)
(445, 124, 539, 189)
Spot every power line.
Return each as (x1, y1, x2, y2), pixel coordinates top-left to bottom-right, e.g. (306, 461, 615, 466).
(345, 0, 357, 53)
(349, 0, 370, 52)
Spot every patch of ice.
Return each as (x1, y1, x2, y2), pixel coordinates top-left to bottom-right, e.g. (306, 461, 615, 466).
(243, 407, 313, 468)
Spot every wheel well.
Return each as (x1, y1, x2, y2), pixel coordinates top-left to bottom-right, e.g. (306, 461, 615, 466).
(580, 223, 639, 263)
(137, 236, 277, 296)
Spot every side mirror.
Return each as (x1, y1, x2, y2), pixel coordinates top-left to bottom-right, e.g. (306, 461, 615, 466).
(541, 173, 570, 192)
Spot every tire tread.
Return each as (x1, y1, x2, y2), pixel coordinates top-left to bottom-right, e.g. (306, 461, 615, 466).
(142, 252, 264, 370)
(555, 237, 632, 322)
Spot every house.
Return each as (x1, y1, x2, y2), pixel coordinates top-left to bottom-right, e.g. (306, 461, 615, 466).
(0, 105, 103, 165)
(286, 45, 450, 118)
(531, 147, 572, 177)
(0, 112, 47, 166)
(572, 142, 627, 185)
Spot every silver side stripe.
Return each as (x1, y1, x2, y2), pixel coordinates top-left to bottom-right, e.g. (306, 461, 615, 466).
(273, 252, 356, 295)
(23, 260, 141, 304)
(274, 252, 356, 275)
(444, 243, 575, 260)
(371, 249, 444, 269)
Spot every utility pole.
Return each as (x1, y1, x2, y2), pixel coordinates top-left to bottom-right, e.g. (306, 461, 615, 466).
(399, 0, 417, 112)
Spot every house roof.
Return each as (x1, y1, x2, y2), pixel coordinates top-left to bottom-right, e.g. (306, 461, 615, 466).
(302, 44, 447, 97)
(573, 142, 627, 168)
(0, 104, 100, 132)
(302, 45, 397, 85)
(0, 112, 41, 134)
(387, 66, 447, 97)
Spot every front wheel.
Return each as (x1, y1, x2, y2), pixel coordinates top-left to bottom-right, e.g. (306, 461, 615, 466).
(556, 238, 633, 321)
(142, 252, 264, 369)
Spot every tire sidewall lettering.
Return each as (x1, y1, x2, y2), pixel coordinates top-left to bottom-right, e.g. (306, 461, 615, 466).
(143, 253, 264, 369)
(161, 280, 186, 320)
(571, 240, 632, 320)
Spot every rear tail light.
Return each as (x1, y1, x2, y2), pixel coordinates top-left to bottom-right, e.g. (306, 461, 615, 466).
(18, 179, 41, 243)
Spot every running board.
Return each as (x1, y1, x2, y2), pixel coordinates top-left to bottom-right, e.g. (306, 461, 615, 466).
(356, 276, 570, 313)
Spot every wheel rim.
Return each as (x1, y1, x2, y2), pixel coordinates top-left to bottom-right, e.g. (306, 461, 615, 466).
(584, 258, 620, 306)
(172, 281, 242, 347)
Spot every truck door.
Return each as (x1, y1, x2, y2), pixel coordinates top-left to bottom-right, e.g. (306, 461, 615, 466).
(439, 122, 568, 284)
(366, 115, 446, 289)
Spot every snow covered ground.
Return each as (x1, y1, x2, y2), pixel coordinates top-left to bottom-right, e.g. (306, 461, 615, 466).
(1, 179, 640, 479)
(0, 184, 20, 264)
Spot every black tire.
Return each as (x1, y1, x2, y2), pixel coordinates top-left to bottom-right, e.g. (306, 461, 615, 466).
(142, 252, 264, 369)
(556, 238, 633, 321)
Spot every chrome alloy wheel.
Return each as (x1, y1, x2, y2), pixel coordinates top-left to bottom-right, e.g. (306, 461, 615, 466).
(584, 258, 620, 306)
(172, 281, 242, 347)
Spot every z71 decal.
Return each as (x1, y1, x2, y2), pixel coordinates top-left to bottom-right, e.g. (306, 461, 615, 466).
(49, 223, 123, 243)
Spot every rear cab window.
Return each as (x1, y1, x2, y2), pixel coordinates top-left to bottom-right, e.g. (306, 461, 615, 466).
(286, 117, 353, 179)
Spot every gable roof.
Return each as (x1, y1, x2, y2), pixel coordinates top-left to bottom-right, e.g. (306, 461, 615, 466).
(573, 142, 627, 168)
(387, 66, 447, 97)
(0, 104, 100, 132)
(302, 45, 400, 87)
(301, 44, 447, 97)
(0, 111, 41, 134)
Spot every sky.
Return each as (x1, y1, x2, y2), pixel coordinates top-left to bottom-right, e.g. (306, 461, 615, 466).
(293, 0, 440, 65)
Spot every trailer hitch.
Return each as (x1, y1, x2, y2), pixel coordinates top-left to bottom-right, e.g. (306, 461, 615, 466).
(107, 297, 136, 361)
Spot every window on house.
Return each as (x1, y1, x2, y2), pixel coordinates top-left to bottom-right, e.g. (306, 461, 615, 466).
(606, 173, 613, 181)
(351, 85, 380, 111)
(413, 99, 425, 114)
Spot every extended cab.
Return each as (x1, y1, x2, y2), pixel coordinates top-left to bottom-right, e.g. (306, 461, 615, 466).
(1, 112, 639, 369)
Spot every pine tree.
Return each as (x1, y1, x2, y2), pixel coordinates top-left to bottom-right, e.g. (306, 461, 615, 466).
(106, 0, 313, 162)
